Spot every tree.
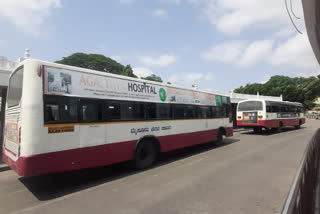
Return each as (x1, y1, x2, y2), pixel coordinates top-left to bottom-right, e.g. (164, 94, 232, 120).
(123, 65, 136, 78)
(142, 74, 163, 83)
(55, 53, 137, 78)
(234, 75, 320, 109)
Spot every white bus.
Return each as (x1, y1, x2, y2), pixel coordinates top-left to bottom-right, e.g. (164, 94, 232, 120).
(236, 99, 305, 133)
(2, 59, 233, 176)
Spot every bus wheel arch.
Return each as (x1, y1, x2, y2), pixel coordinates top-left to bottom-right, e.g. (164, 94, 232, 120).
(216, 127, 226, 144)
(295, 120, 302, 129)
(133, 136, 160, 169)
(277, 122, 283, 132)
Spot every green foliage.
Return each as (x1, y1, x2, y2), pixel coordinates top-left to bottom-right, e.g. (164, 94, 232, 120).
(55, 53, 137, 78)
(234, 75, 320, 110)
(142, 74, 163, 83)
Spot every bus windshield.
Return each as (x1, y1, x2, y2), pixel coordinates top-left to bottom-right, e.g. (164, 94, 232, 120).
(7, 67, 23, 108)
(238, 101, 263, 111)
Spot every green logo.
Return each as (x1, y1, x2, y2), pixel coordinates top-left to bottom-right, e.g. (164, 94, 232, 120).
(159, 88, 167, 102)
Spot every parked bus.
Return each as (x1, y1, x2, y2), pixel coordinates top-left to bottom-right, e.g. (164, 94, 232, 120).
(236, 99, 305, 133)
(2, 59, 233, 176)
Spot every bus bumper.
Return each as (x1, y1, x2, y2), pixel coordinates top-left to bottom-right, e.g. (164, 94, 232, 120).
(237, 118, 305, 128)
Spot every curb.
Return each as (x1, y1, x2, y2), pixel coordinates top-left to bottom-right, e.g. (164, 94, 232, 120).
(0, 164, 10, 172)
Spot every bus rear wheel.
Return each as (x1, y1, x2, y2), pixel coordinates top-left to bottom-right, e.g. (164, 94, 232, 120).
(276, 123, 283, 133)
(134, 140, 158, 169)
(216, 130, 224, 146)
(295, 121, 301, 129)
(253, 127, 262, 133)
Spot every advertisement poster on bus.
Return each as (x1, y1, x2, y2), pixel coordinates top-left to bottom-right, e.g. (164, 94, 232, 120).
(44, 66, 220, 106)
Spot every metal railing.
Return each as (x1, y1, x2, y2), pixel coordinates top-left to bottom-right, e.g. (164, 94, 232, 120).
(282, 129, 320, 214)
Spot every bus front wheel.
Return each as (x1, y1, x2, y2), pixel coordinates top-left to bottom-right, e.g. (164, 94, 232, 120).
(253, 127, 262, 133)
(276, 123, 283, 133)
(216, 130, 224, 146)
(134, 140, 158, 169)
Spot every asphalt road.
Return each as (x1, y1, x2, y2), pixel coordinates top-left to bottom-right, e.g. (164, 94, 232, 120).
(0, 120, 319, 214)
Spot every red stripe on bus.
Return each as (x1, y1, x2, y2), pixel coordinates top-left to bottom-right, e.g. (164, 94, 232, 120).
(237, 118, 305, 128)
(3, 127, 232, 176)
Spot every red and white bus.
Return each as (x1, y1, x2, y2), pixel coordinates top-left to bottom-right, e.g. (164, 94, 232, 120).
(2, 59, 233, 176)
(236, 99, 305, 133)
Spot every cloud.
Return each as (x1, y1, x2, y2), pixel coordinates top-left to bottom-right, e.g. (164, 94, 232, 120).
(270, 32, 319, 69)
(0, 0, 61, 36)
(201, 40, 247, 63)
(201, 33, 318, 72)
(0, 40, 5, 46)
(140, 54, 177, 67)
(159, 0, 181, 5)
(238, 40, 274, 67)
(151, 9, 168, 19)
(119, 0, 135, 4)
(201, 0, 304, 36)
(110, 55, 123, 63)
(168, 72, 213, 87)
(132, 67, 153, 78)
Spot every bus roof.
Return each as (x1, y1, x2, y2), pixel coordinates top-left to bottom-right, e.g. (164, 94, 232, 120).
(14, 58, 229, 98)
(238, 99, 303, 107)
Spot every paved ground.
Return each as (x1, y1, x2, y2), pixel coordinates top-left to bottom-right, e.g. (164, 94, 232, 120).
(0, 120, 319, 214)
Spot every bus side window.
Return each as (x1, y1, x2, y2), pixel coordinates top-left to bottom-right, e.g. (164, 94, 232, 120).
(80, 101, 102, 122)
(173, 105, 185, 119)
(271, 103, 280, 113)
(266, 102, 272, 112)
(127, 102, 145, 120)
(156, 103, 172, 119)
(185, 105, 195, 119)
(211, 106, 216, 118)
(146, 103, 157, 119)
(106, 102, 121, 121)
(44, 96, 78, 123)
(61, 98, 78, 122)
(46, 104, 59, 121)
(280, 105, 287, 112)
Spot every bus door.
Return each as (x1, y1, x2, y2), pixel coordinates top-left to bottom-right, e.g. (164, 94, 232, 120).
(243, 112, 257, 124)
(79, 100, 106, 148)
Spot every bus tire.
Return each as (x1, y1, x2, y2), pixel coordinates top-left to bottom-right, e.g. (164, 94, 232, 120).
(216, 129, 224, 145)
(253, 127, 262, 133)
(295, 120, 301, 129)
(134, 140, 158, 169)
(276, 122, 283, 133)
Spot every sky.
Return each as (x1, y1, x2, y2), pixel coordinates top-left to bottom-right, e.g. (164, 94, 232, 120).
(0, 0, 319, 92)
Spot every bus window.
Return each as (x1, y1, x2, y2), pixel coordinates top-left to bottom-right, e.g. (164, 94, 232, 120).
(266, 102, 272, 112)
(44, 96, 78, 123)
(46, 104, 59, 121)
(174, 105, 185, 119)
(156, 103, 172, 119)
(106, 102, 121, 121)
(7, 67, 23, 108)
(238, 101, 263, 111)
(271, 103, 280, 113)
(198, 106, 211, 118)
(212, 106, 217, 118)
(81, 101, 102, 122)
(146, 103, 157, 119)
(280, 105, 287, 112)
(185, 105, 195, 119)
(127, 102, 145, 120)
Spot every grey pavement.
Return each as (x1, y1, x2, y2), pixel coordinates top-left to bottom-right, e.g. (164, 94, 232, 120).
(0, 120, 319, 214)
(0, 158, 10, 172)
